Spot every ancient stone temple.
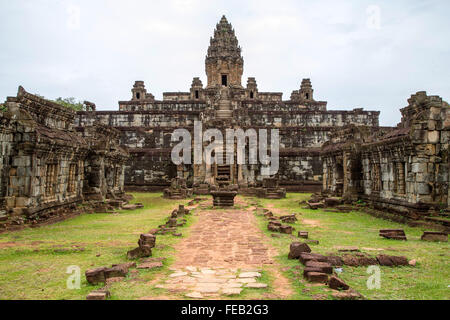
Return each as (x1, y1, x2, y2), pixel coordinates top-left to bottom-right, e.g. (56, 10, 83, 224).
(322, 91, 449, 220)
(75, 16, 380, 193)
(0, 87, 129, 228)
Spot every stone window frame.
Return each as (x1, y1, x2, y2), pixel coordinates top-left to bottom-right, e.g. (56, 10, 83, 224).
(45, 163, 58, 197)
(67, 163, 78, 194)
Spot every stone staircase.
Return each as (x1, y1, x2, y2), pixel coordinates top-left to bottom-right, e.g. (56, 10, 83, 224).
(215, 89, 233, 119)
(265, 188, 282, 199)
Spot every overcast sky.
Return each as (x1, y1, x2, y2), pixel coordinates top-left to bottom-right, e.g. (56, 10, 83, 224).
(0, 0, 448, 126)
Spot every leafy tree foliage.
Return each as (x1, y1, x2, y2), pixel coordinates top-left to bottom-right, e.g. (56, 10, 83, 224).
(54, 97, 85, 111)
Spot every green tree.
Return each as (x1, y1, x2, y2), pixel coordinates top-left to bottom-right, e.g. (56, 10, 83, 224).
(0, 103, 7, 112)
(54, 97, 85, 111)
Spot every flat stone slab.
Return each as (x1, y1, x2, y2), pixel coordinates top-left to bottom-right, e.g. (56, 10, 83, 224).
(239, 272, 261, 278)
(169, 272, 188, 278)
(186, 292, 204, 299)
(137, 262, 164, 270)
(223, 282, 243, 289)
(186, 266, 198, 272)
(245, 283, 268, 289)
(223, 288, 243, 296)
(195, 284, 221, 294)
(236, 278, 257, 284)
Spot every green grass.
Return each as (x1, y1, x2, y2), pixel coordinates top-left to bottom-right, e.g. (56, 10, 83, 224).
(249, 193, 450, 300)
(0, 193, 196, 300)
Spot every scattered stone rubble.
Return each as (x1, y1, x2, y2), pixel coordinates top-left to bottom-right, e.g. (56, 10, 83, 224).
(288, 238, 416, 300)
(155, 204, 192, 236)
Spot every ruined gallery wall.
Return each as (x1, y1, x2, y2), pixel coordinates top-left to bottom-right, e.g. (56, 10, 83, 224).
(359, 92, 449, 213)
(246, 110, 380, 128)
(0, 112, 14, 209)
(118, 102, 207, 112)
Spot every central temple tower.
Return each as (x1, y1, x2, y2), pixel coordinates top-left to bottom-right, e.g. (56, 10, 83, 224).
(205, 16, 244, 89)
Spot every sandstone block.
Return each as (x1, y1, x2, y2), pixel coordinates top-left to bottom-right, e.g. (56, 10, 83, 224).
(305, 261, 333, 274)
(328, 276, 349, 291)
(305, 272, 328, 283)
(288, 242, 311, 259)
(421, 231, 448, 242)
(127, 246, 152, 260)
(85, 267, 106, 285)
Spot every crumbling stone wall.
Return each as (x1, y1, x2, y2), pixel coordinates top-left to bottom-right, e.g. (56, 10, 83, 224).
(322, 92, 449, 217)
(0, 87, 129, 224)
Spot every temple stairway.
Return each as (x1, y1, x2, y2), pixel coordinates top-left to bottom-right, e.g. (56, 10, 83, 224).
(215, 93, 233, 119)
(265, 188, 282, 199)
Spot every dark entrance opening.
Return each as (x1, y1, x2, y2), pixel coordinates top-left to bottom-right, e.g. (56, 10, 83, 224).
(221, 75, 228, 87)
(250, 91, 254, 99)
(136, 92, 140, 100)
(195, 90, 199, 99)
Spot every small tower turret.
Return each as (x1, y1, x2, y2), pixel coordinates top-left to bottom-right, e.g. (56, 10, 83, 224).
(131, 81, 154, 101)
(246, 77, 258, 99)
(190, 77, 204, 100)
(299, 78, 314, 101)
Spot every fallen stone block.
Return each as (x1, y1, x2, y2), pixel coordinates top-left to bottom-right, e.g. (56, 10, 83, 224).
(376, 255, 409, 267)
(280, 214, 297, 224)
(305, 261, 333, 274)
(421, 231, 448, 242)
(332, 289, 363, 300)
(328, 276, 350, 291)
(86, 290, 111, 300)
(104, 265, 128, 279)
(268, 221, 281, 232)
(308, 202, 324, 210)
(305, 239, 319, 245)
(111, 262, 136, 270)
(127, 246, 152, 260)
(137, 262, 164, 270)
(288, 242, 312, 259)
(280, 225, 293, 234)
(325, 256, 344, 267)
(138, 234, 156, 248)
(298, 231, 309, 239)
(298, 252, 328, 265)
(379, 229, 407, 241)
(85, 267, 106, 285)
(167, 218, 178, 228)
(305, 272, 328, 283)
(342, 254, 377, 267)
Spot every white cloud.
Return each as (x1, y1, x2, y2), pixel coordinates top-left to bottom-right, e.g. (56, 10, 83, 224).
(0, 0, 448, 126)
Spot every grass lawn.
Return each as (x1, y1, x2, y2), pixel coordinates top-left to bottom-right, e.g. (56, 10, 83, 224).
(0, 193, 196, 300)
(250, 193, 450, 300)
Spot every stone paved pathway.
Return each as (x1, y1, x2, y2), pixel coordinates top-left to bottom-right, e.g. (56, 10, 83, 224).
(172, 201, 274, 269)
(148, 197, 294, 299)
